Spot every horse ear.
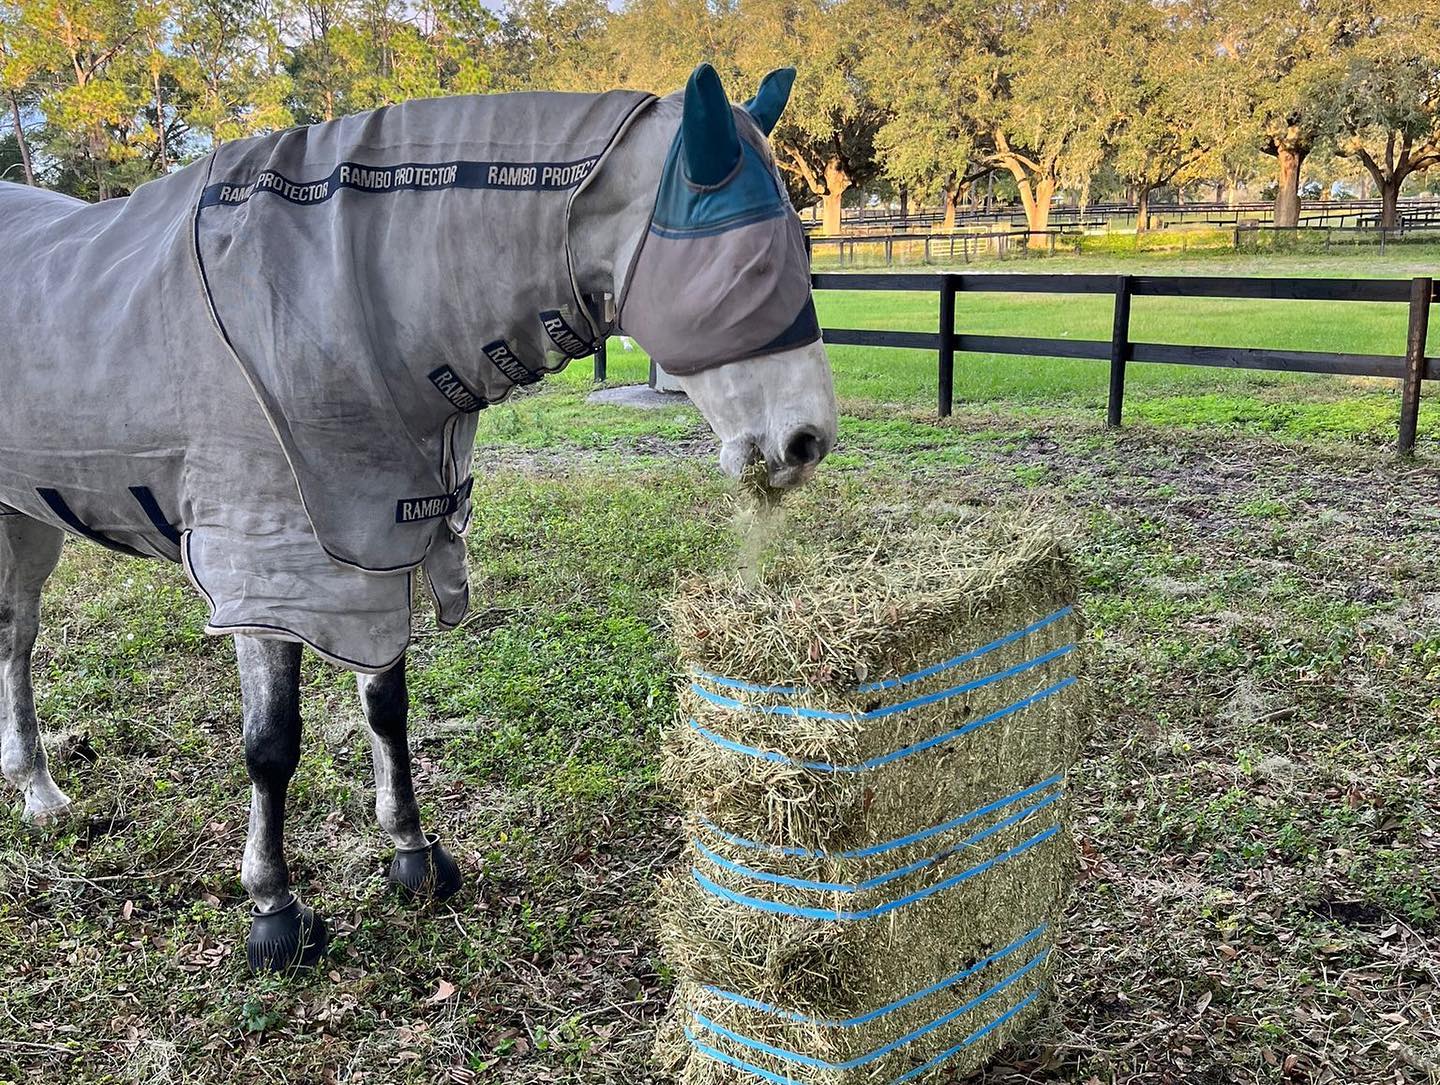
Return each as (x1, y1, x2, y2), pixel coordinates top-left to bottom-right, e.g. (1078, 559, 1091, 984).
(682, 62, 741, 185)
(743, 68, 796, 136)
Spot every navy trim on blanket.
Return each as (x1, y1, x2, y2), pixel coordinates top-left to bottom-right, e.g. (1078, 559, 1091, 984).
(180, 530, 412, 675)
(198, 157, 604, 209)
(128, 486, 183, 546)
(35, 488, 148, 558)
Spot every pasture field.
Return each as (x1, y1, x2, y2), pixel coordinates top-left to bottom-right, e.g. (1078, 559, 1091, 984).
(567, 249, 1440, 444)
(3, 247, 1439, 1085)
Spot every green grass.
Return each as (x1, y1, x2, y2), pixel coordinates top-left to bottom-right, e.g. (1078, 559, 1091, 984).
(5, 243, 1440, 1084)
(545, 249, 1440, 444)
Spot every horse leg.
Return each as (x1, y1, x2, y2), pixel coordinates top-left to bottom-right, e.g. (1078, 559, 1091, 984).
(357, 657, 462, 899)
(0, 515, 70, 822)
(235, 635, 327, 970)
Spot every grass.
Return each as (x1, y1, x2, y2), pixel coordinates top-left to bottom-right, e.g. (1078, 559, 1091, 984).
(3, 243, 1439, 1084)
(553, 249, 1440, 444)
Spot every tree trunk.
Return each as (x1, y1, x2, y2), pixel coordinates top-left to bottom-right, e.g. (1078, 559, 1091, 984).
(1273, 145, 1306, 228)
(8, 93, 35, 186)
(1135, 185, 1152, 234)
(153, 70, 169, 173)
(1026, 176, 1055, 234)
(898, 183, 908, 226)
(942, 182, 959, 231)
(1380, 176, 1400, 229)
(820, 156, 849, 235)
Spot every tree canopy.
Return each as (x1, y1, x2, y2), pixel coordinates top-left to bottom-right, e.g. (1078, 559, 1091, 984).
(4, 0, 1439, 228)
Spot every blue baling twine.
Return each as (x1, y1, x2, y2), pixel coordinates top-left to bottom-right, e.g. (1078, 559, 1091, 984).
(691, 605, 1074, 697)
(692, 824, 1061, 921)
(681, 968, 1048, 1084)
(891, 989, 1044, 1085)
(689, 641, 1076, 722)
(688, 675, 1077, 774)
(687, 950, 1048, 1072)
(695, 772, 1064, 860)
(693, 792, 1062, 894)
(700, 921, 1048, 1028)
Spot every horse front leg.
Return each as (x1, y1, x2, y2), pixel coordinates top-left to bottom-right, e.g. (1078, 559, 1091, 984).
(0, 515, 70, 822)
(357, 658, 462, 900)
(235, 635, 327, 970)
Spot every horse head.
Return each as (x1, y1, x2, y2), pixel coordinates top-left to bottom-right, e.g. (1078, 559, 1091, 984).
(597, 64, 839, 490)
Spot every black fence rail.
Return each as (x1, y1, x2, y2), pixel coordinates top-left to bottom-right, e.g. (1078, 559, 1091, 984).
(810, 272, 1437, 453)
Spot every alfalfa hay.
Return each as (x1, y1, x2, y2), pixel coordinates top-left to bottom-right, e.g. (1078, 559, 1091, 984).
(657, 512, 1089, 1085)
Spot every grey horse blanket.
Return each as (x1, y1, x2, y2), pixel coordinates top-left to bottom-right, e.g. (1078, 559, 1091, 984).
(0, 91, 652, 671)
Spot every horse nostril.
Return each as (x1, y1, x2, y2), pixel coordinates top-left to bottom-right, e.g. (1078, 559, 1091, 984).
(782, 427, 825, 467)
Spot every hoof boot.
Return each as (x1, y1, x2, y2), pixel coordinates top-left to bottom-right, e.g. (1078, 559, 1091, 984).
(389, 833, 463, 901)
(246, 897, 328, 972)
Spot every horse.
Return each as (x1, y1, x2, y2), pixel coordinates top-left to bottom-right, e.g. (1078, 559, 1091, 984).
(0, 63, 837, 970)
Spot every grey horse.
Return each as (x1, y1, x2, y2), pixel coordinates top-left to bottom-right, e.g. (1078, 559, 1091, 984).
(0, 63, 836, 969)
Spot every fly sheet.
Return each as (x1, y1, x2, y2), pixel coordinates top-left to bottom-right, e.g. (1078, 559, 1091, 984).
(0, 90, 652, 672)
(0, 71, 816, 673)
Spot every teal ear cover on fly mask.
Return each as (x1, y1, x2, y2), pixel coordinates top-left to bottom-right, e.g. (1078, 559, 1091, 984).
(617, 64, 821, 375)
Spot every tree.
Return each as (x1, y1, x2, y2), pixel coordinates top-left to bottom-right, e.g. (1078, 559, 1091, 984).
(862, 0, 988, 229)
(1224, 0, 1356, 227)
(490, 0, 612, 92)
(1, 0, 39, 184)
(733, 0, 883, 233)
(172, 0, 296, 147)
(985, 0, 1132, 234)
(604, 0, 736, 96)
(1107, 1, 1245, 231)
(603, 0, 883, 231)
(16, 0, 154, 198)
(1334, 0, 1440, 228)
(869, 0, 1118, 237)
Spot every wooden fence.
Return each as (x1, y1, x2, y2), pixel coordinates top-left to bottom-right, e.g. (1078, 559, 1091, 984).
(809, 272, 1437, 453)
(802, 224, 1440, 269)
(812, 197, 1440, 233)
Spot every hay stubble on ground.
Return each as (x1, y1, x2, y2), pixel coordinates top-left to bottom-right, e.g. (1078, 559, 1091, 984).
(1, 383, 1437, 1084)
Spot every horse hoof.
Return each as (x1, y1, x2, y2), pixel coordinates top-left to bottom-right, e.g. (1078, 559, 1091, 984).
(22, 783, 73, 825)
(389, 833, 463, 901)
(246, 897, 328, 972)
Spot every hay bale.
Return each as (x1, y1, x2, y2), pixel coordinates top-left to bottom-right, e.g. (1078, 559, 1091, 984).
(656, 513, 1090, 1085)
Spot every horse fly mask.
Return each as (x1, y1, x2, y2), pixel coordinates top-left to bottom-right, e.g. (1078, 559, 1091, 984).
(0, 71, 818, 673)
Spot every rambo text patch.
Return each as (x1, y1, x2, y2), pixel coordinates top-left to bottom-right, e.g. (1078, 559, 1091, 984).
(396, 477, 474, 524)
(428, 365, 487, 413)
(483, 340, 541, 386)
(539, 310, 595, 358)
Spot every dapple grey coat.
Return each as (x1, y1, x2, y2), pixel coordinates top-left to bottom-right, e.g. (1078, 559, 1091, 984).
(0, 91, 652, 671)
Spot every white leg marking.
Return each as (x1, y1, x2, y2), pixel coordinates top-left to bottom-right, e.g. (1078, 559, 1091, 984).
(0, 517, 70, 822)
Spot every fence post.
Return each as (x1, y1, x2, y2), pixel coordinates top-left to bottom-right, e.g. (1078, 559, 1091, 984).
(1398, 276, 1432, 455)
(1107, 274, 1133, 428)
(594, 336, 607, 382)
(938, 274, 957, 419)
